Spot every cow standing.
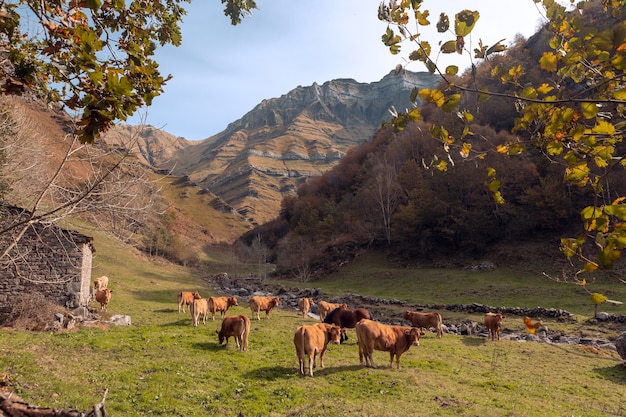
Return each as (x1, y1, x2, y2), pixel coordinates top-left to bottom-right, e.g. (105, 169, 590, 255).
(217, 315, 251, 351)
(93, 275, 109, 293)
(323, 306, 371, 343)
(298, 297, 315, 318)
(249, 296, 280, 320)
(95, 288, 113, 312)
(208, 296, 238, 320)
(403, 310, 444, 338)
(317, 301, 347, 322)
(190, 298, 209, 326)
(355, 319, 420, 369)
(484, 312, 505, 341)
(293, 323, 344, 377)
(177, 291, 201, 313)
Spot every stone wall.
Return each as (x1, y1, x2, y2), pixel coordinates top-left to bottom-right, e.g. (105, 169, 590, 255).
(0, 205, 94, 312)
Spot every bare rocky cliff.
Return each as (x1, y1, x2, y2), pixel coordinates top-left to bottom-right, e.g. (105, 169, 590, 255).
(164, 70, 439, 225)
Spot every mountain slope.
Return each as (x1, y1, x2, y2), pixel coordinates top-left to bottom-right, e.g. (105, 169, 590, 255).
(164, 70, 439, 225)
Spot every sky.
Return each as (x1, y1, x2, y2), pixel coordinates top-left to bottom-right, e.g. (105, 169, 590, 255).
(127, 1, 554, 140)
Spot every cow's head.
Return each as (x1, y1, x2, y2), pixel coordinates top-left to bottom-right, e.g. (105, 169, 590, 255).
(229, 296, 238, 306)
(192, 291, 201, 299)
(271, 297, 280, 307)
(402, 310, 411, 320)
(406, 327, 421, 346)
(216, 329, 225, 345)
(328, 325, 344, 345)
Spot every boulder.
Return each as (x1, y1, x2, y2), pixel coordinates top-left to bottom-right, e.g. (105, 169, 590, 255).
(615, 332, 626, 366)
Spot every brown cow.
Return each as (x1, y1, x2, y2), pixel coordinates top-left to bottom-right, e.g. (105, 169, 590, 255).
(317, 301, 347, 321)
(249, 295, 280, 320)
(217, 315, 251, 351)
(208, 296, 238, 320)
(190, 298, 209, 326)
(403, 310, 444, 338)
(484, 312, 505, 341)
(355, 319, 420, 369)
(298, 297, 315, 318)
(93, 275, 109, 293)
(95, 288, 113, 312)
(294, 323, 344, 377)
(177, 291, 201, 313)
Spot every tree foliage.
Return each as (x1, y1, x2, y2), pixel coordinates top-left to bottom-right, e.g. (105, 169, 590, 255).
(0, 0, 190, 143)
(378, 0, 626, 277)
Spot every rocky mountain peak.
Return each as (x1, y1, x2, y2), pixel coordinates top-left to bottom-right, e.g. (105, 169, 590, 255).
(163, 70, 440, 225)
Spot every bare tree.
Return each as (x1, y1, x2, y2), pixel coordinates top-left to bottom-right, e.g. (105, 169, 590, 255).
(0, 96, 167, 280)
(366, 155, 401, 246)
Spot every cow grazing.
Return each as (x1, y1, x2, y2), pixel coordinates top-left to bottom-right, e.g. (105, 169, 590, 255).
(317, 301, 347, 321)
(177, 291, 201, 313)
(484, 312, 505, 341)
(355, 319, 420, 369)
(93, 275, 109, 293)
(403, 310, 444, 338)
(323, 306, 371, 343)
(208, 296, 238, 320)
(95, 288, 113, 312)
(190, 298, 209, 326)
(298, 297, 315, 318)
(217, 315, 251, 351)
(249, 296, 280, 320)
(294, 323, 344, 377)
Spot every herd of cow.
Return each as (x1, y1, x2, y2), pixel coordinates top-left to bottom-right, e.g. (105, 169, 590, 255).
(173, 291, 508, 377)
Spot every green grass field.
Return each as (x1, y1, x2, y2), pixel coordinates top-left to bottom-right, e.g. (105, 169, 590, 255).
(1, 234, 625, 416)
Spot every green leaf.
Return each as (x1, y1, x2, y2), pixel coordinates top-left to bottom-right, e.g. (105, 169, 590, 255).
(445, 65, 459, 76)
(581, 102, 598, 119)
(455, 10, 479, 37)
(441, 40, 457, 54)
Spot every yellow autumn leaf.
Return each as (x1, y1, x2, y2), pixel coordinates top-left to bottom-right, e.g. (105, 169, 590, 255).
(591, 292, 608, 305)
(539, 52, 558, 72)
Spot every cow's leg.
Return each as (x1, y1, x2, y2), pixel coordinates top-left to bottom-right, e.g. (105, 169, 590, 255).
(298, 356, 305, 375)
(309, 353, 315, 377)
(319, 348, 326, 369)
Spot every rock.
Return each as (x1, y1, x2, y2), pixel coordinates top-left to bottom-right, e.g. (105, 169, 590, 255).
(615, 332, 626, 366)
(106, 315, 131, 326)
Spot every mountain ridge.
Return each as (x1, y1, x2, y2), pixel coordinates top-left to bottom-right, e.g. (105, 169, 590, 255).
(160, 70, 439, 224)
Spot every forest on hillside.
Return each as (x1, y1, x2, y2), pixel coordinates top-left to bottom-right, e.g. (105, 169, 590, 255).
(239, 4, 626, 279)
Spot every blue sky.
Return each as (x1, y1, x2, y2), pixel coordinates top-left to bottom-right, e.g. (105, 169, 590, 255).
(127, 1, 552, 140)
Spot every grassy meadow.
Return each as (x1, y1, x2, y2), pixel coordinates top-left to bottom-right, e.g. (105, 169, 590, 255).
(1, 234, 625, 416)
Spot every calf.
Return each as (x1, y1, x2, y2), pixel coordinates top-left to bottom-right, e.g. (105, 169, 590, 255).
(208, 296, 238, 320)
(177, 291, 201, 313)
(249, 295, 280, 320)
(217, 315, 251, 351)
(298, 297, 315, 318)
(95, 288, 113, 312)
(355, 319, 420, 369)
(403, 310, 444, 338)
(293, 323, 344, 377)
(93, 275, 109, 293)
(484, 312, 505, 341)
(190, 298, 209, 326)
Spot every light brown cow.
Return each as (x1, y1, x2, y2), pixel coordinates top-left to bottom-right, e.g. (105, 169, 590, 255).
(298, 297, 315, 318)
(93, 275, 109, 293)
(403, 310, 444, 338)
(217, 315, 251, 351)
(177, 291, 201, 313)
(317, 301, 347, 321)
(293, 323, 344, 377)
(484, 312, 505, 341)
(249, 295, 280, 320)
(208, 296, 238, 320)
(95, 288, 113, 312)
(355, 319, 420, 369)
(190, 298, 209, 326)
